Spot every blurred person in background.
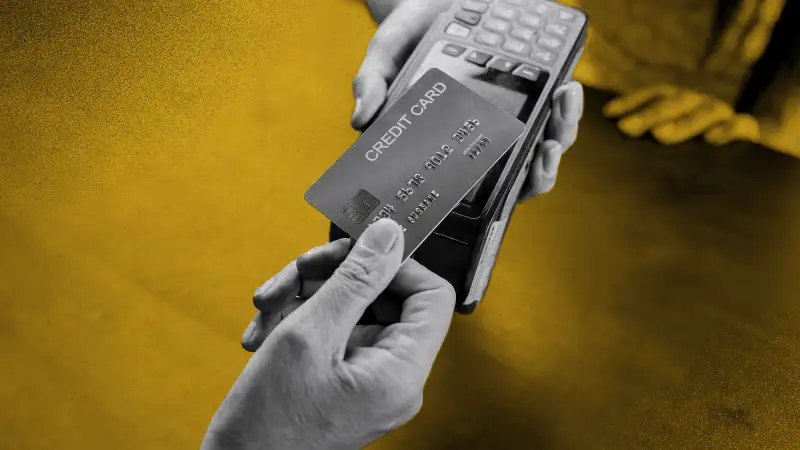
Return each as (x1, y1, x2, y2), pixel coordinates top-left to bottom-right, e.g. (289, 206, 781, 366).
(357, 0, 799, 156)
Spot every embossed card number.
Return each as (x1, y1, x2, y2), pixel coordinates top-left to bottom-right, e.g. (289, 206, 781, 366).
(304, 68, 526, 262)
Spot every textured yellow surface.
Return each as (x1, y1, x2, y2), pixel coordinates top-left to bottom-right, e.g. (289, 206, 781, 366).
(2, 2, 799, 449)
(562, 0, 799, 156)
(1, 2, 377, 447)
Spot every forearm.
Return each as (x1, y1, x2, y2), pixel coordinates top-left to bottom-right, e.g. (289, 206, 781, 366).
(201, 429, 324, 450)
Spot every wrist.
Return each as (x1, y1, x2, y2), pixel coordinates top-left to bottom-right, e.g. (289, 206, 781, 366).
(201, 424, 337, 450)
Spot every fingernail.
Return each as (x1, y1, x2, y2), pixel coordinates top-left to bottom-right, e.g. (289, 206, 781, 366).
(559, 83, 581, 123)
(352, 97, 363, 123)
(242, 320, 256, 342)
(359, 218, 400, 254)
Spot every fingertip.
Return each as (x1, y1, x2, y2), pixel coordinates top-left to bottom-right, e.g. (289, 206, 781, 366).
(351, 108, 369, 131)
(704, 122, 733, 145)
(440, 281, 457, 310)
(553, 81, 582, 124)
(567, 80, 584, 109)
(351, 72, 388, 130)
(241, 313, 261, 352)
(253, 278, 274, 302)
(540, 140, 563, 174)
(736, 115, 761, 140)
(351, 75, 368, 129)
(358, 218, 404, 256)
(704, 133, 729, 146)
(242, 311, 284, 352)
(351, 97, 363, 126)
(296, 238, 352, 280)
(618, 115, 647, 138)
(241, 340, 257, 352)
(553, 82, 569, 99)
(652, 124, 684, 146)
(242, 319, 256, 343)
(704, 115, 760, 146)
(253, 264, 301, 313)
(242, 336, 259, 352)
(602, 98, 625, 118)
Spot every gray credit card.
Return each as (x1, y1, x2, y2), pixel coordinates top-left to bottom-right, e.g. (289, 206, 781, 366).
(305, 68, 526, 261)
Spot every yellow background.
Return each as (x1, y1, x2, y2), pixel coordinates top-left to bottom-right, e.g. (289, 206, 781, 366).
(1, 1, 378, 447)
(2, 2, 798, 449)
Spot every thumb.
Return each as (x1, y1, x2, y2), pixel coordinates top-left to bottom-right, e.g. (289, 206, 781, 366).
(305, 219, 405, 356)
(352, 1, 446, 130)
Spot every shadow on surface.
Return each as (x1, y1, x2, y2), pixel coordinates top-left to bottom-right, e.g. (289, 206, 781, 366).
(371, 88, 800, 449)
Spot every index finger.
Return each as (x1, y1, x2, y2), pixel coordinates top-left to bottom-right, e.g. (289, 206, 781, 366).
(545, 81, 583, 150)
(352, 0, 449, 129)
(252, 238, 351, 312)
(602, 85, 678, 118)
(371, 259, 456, 371)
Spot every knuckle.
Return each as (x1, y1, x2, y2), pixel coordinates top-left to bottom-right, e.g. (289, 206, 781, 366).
(436, 283, 457, 307)
(393, 389, 424, 423)
(535, 177, 556, 195)
(335, 257, 380, 294)
(420, 268, 457, 304)
(367, 28, 394, 57)
(333, 364, 362, 395)
(272, 328, 313, 359)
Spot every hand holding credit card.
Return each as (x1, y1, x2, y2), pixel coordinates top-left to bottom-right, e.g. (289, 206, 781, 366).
(305, 69, 526, 262)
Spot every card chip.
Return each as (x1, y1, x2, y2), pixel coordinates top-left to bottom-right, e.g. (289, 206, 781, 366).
(342, 189, 380, 224)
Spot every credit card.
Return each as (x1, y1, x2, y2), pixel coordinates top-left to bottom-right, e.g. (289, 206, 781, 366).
(305, 68, 526, 261)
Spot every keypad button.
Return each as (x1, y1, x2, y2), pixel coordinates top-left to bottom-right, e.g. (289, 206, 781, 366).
(442, 43, 468, 57)
(473, 0, 494, 2)
(530, 47, 556, 65)
(488, 57, 519, 72)
(528, 1, 550, 15)
(474, 31, 504, 47)
(483, 18, 511, 33)
(503, 0, 525, 4)
(465, 50, 494, 66)
(456, 10, 482, 25)
(556, 9, 577, 21)
(463, 0, 489, 13)
(512, 64, 541, 81)
(545, 23, 570, 37)
(491, 5, 520, 21)
(537, 35, 563, 50)
(509, 26, 535, 41)
(502, 38, 530, 55)
(445, 22, 472, 39)
(519, 14, 543, 28)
